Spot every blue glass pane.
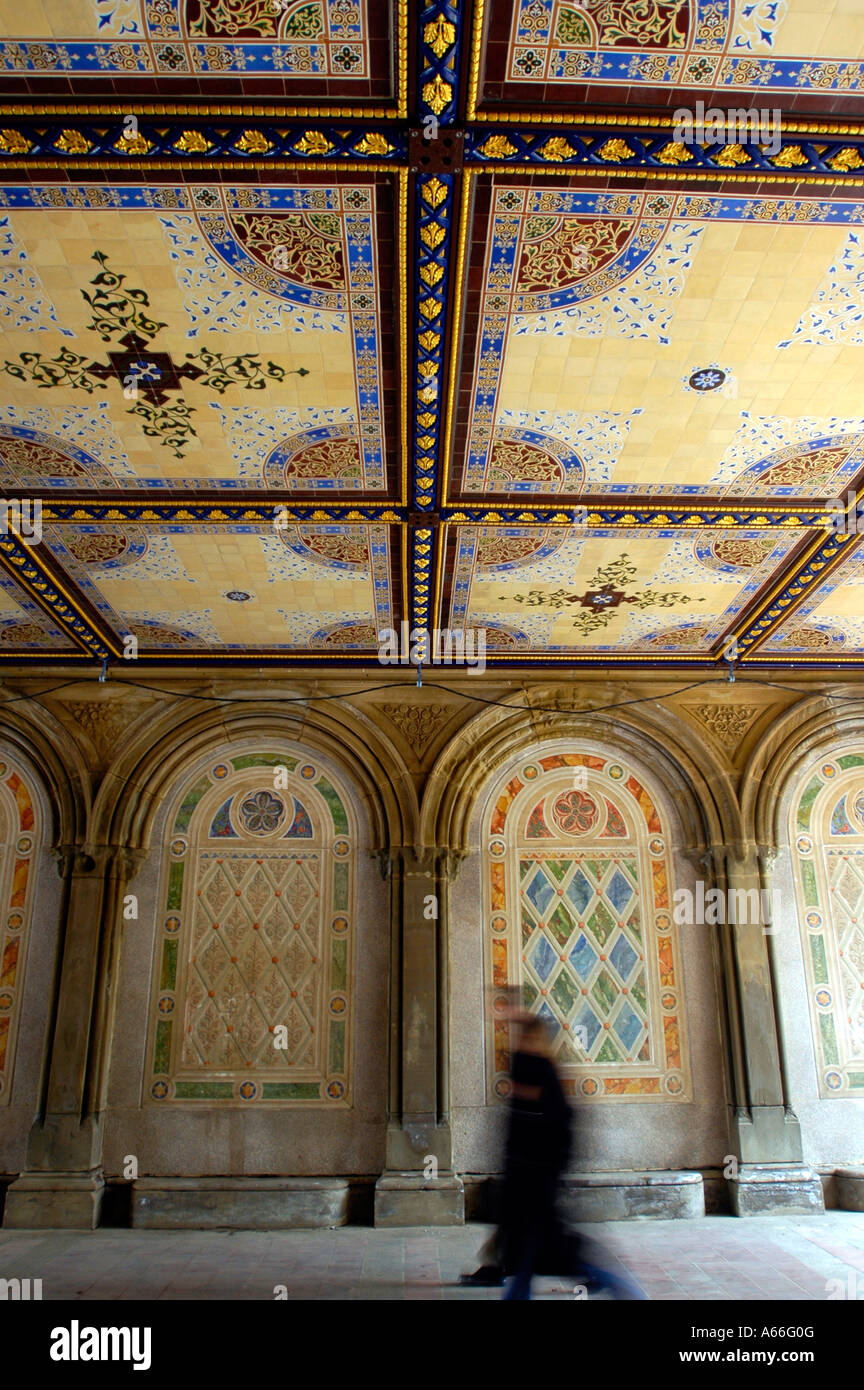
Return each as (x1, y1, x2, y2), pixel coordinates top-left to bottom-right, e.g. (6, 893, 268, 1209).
(525, 869, 554, 916)
(574, 1003, 601, 1051)
(606, 867, 634, 914)
(614, 1004, 643, 1052)
(566, 868, 593, 915)
(569, 934, 598, 981)
(529, 934, 557, 982)
(609, 933, 638, 981)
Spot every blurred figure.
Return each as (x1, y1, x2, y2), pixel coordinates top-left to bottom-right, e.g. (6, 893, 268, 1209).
(460, 990, 645, 1300)
(499, 1012, 571, 1300)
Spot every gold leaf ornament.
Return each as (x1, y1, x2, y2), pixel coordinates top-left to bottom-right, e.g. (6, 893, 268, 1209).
(657, 141, 694, 164)
(422, 177, 448, 208)
(0, 128, 32, 153)
(597, 138, 635, 162)
(116, 132, 154, 154)
(293, 130, 334, 156)
(424, 14, 456, 59)
(353, 132, 394, 156)
(236, 129, 274, 154)
(174, 129, 213, 153)
(422, 75, 453, 116)
(538, 136, 577, 162)
(828, 146, 864, 171)
(55, 129, 94, 154)
(770, 144, 808, 167)
(479, 135, 518, 159)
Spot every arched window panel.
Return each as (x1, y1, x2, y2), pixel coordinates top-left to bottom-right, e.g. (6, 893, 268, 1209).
(791, 753, 864, 1099)
(145, 750, 354, 1107)
(0, 757, 39, 1106)
(484, 752, 690, 1104)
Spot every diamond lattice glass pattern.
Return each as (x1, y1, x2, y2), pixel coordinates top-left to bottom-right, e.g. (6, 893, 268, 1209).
(485, 751, 689, 1102)
(520, 855, 648, 1065)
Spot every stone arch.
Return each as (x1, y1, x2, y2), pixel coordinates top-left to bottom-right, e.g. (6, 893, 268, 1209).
(90, 696, 417, 854)
(435, 693, 734, 1176)
(100, 700, 405, 1177)
(743, 693, 864, 849)
(143, 743, 359, 1109)
(421, 690, 739, 856)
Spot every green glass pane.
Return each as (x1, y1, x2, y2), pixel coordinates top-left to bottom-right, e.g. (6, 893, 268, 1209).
(551, 970, 579, 1016)
(819, 1013, 839, 1065)
(316, 776, 348, 833)
(519, 860, 532, 881)
(837, 755, 864, 770)
(796, 777, 823, 831)
(166, 861, 184, 911)
(522, 980, 538, 1007)
(847, 1073, 864, 1089)
(153, 1020, 171, 1074)
(546, 860, 568, 882)
(262, 1082, 320, 1100)
(591, 967, 618, 1016)
(231, 754, 296, 772)
(630, 975, 647, 1015)
(596, 1034, 623, 1063)
(160, 939, 178, 990)
(547, 902, 575, 945)
(328, 1020, 345, 1073)
(586, 898, 615, 946)
(810, 935, 829, 985)
(333, 862, 348, 911)
(800, 860, 819, 908)
(174, 1082, 233, 1099)
(174, 776, 212, 833)
(331, 939, 347, 991)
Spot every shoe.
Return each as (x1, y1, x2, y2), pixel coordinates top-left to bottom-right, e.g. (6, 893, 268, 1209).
(459, 1265, 505, 1287)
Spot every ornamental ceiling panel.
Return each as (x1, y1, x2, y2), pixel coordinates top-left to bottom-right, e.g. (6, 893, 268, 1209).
(0, 182, 398, 496)
(438, 523, 805, 658)
(0, 0, 402, 105)
(448, 181, 864, 504)
(40, 521, 394, 654)
(476, 0, 864, 116)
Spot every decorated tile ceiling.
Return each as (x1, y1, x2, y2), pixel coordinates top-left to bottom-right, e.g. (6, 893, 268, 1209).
(1, 0, 864, 667)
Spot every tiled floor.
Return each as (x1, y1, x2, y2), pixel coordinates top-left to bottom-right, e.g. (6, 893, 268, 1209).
(2, 1214, 864, 1300)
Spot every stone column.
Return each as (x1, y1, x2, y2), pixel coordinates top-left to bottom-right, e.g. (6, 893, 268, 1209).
(4, 843, 144, 1229)
(374, 846, 465, 1226)
(719, 841, 823, 1216)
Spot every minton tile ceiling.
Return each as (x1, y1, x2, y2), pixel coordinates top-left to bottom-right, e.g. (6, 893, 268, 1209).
(2, 1, 864, 667)
(0, 0, 398, 98)
(478, 0, 864, 109)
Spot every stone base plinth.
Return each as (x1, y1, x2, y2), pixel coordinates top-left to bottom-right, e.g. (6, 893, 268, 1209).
(835, 1169, 864, 1212)
(131, 1177, 349, 1230)
(374, 1173, 464, 1227)
(559, 1170, 704, 1222)
(728, 1164, 824, 1217)
(3, 1171, 104, 1229)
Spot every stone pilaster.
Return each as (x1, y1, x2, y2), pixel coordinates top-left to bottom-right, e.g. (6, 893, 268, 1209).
(3, 843, 145, 1229)
(719, 842, 823, 1215)
(375, 845, 466, 1226)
